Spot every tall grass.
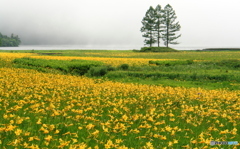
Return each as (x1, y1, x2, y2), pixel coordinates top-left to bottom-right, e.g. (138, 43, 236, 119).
(13, 58, 103, 75)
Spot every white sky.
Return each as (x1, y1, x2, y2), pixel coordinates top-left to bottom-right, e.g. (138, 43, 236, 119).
(1, 0, 240, 49)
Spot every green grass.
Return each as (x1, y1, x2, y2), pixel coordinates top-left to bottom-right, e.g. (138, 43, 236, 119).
(103, 59, 240, 90)
(13, 57, 104, 75)
(2, 50, 240, 90)
(104, 75, 240, 90)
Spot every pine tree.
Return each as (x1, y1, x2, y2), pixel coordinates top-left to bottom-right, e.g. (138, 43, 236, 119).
(154, 4, 164, 47)
(162, 4, 181, 47)
(141, 6, 156, 47)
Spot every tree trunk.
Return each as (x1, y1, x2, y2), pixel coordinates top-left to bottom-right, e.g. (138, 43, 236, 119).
(166, 25, 169, 48)
(157, 18, 160, 47)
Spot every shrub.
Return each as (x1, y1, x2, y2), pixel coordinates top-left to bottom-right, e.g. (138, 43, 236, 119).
(87, 66, 108, 77)
(140, 47, 178, 52)
(106, 65, 116, 71)
(13, 58, 103, 75)
(119, 64, 129, 70)
(203, 59, 240, 69)
(149, 60, 194, 66)
(217, 59, 240, 68)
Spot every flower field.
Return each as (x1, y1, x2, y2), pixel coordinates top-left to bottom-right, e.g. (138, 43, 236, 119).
(0, 51, 240, 148)
(29, 55, 176, 67)
(0, 67, 240, 148)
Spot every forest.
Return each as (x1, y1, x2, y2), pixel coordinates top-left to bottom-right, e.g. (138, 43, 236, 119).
(0, 32, 21, 47)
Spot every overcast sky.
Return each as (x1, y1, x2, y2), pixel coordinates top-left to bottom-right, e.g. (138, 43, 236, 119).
(1, 0, 240, 49)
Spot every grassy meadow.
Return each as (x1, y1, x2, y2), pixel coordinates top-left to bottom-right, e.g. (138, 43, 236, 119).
(0, 50, 240, 148)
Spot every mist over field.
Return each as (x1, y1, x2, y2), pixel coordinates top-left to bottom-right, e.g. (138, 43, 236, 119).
(1, 0, 240, 49)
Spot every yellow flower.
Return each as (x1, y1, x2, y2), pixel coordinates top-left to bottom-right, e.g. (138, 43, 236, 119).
(72, 138, 78, 143)
(58, 139, 70, 148)
(115, 139, 123, 144)
(28, 144, 40, 149)
(231, 128, 238, 135)
(168, 141, 173, 147)
(24, 132, 30, 136)
(44, 141, 50, 146)
(165, 126, 172, 132)
(49, 124, 55, 131)
(55, 129, 60, 134)
(116, 145, 128, 149)
(121, 114, 128, 121)
(161, 136, 167, 140)
(220, 129, 229, 134)
(3, 114, 8, 119)
(191, 140, 197, 144)
(171, 130, 175, 136)
(14, 128, 22, 136)
(173, 139, 178, 144)
(219, 123, 224, 127)
(29, 137, 34, 141)
(44, 135, 52, 142)
(5, 124, 17, 131)
(130, 129, 140, 134)
(34, 136, 40, 141)
(43, 129, 49, 134)
(146, 142, 154, 148)
(86, 123, 95, 130)
(92, 130, 99, 136)
(105, 140, 114, 149)
(102, 126, 108, 132)
(36, 119, 42, 124)
(10, 120, 14, 124)
(147, 116, 154, 122)
(16, 117, 24, 124)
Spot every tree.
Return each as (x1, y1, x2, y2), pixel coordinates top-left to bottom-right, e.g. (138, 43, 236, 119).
(141, 6, 156, 47)
(154, 4, 164, 47)
(162, 4, 181, 47)
(0, 32, 21, 47)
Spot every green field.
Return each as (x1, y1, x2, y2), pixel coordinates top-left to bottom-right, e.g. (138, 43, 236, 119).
(6, 49, 240, 90)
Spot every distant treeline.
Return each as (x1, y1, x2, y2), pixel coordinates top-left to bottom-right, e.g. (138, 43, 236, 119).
(203, 48, 240, 51)
(0, 32, 21, 47)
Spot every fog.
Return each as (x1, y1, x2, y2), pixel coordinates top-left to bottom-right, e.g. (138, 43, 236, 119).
(1, 0, 240, 49)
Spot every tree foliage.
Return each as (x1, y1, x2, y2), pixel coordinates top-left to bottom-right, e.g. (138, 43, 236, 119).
(140, 6, 156, 47)
(162, 4, 181, 47)
(154, 4, 164, 47)
(141, 4, 181, 48)
(0, 32, 21, 47)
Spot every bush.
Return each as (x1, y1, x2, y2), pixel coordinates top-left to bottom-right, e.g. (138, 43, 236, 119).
(217, 59, 240, 68)
(106, 65, 116, 71)
(13, 58, 103, 75)
(119, 64, 129, 70)
(203, 59, 240, 69)
(87, 66, 108, 77)
(87, 65, 116, 77)
(149, 60, 194, 66)
(140, 47, 178, 52)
